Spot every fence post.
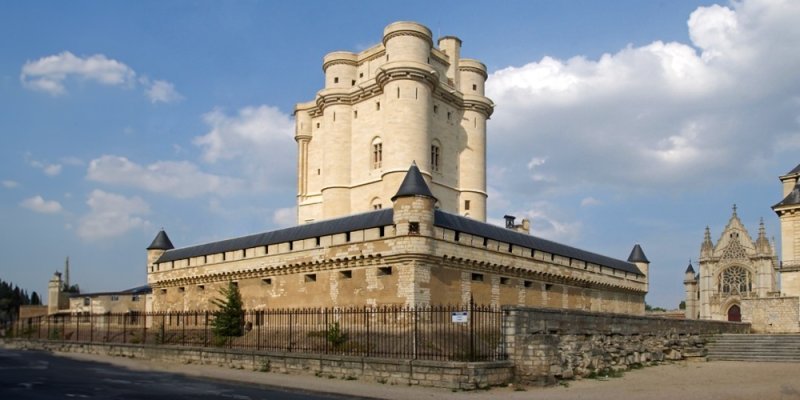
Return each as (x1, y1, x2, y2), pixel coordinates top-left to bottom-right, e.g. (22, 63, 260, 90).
(204, 311, 208, 347)
(142, 313, 147, 345)
(324, 307, 329, 355)
(256, 310, 261, 351)
(90, 312, 93, 342)
(161, 314, 166, 345)
(181, 312, 186, 346)
(105, 314, 110, 343)
(413, 306, 419, 360)
(366, 306, 370, 358)
(288, 311, 293, 352)
(123, 313, 127, 344)
(61, 315, 65, 340)
(469, 297, 475, 362)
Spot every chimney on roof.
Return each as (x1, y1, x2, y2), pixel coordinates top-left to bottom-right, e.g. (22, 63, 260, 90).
(504, 215, 515, 229)
(503, 215, 531, 234)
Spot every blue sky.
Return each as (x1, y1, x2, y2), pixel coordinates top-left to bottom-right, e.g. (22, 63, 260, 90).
(2, 0, 798, 309)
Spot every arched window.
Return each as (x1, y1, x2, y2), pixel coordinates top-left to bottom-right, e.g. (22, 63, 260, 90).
(430, 141, 441, 172)
(372, 137, 382, 169)
(370, 197, 382, 210)
(719, 266, 751, 295)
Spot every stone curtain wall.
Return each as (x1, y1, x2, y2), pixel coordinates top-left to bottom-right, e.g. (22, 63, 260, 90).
(1, 340, 513, 390)
(742, 297, 800, 333)
(504, 306, 750, 385)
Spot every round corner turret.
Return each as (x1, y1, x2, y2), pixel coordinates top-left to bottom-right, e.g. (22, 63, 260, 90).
(382, 21, 433, 64)
(458, 59, 488, 95)
(322, 52, 358, 90)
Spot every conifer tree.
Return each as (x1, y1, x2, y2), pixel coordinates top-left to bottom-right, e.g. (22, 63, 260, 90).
(31, 292, 41, 306)
(211, 281, 244, 338)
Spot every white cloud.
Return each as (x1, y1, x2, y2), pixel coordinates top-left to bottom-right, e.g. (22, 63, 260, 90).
(485, 0, 800, 197)
(26, 155, 62, 177)
(272, 207, 296, 227)
(143, 79, 183, 104)
(77, 190, 150, 240)
(43, 164, 62, 176)
(87, 155, 244, 198)
(20, 51, 181, 102)
(580, 197, 601, 207)
(20, 51, 136, 95)
(193, 105, 296, 193)
(20, 195, 62, 214)
(489, 202, 582, 243)
(59, 156, 84, 166)
(2, 180, 18, 188)
(194, 105, 294, 163)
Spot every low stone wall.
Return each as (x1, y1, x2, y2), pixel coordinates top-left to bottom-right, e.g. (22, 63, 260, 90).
(504, 306, 750, 385)
(742, 296, 800, 333)
(1, 339, 513, 390)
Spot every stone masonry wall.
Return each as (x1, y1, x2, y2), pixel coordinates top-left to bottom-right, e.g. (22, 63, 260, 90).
(504, 306, 750, 385)
(742, 296, 800, 333)
(2, 339, 513, 390)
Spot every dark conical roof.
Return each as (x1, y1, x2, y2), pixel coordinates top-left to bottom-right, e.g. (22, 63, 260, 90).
(147, 230, 174, 250)
(627, 244, 650, 263)
(773, 181, 800, 209)
(685, 261, 695, 274)
(391, 162, 436, 202)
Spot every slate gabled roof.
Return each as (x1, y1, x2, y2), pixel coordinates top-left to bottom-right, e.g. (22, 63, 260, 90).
(788, 164, 800, 176)
(391, 162, 436, 201)
(627, 244, 650, 263)
(156, 209, 393, 263)
(773, 182, 800, 209)
(435, 210, 644, 275)
(147, 230, 174, 250)
(154, 207, 642, 276)
(69, 285, 152, 298)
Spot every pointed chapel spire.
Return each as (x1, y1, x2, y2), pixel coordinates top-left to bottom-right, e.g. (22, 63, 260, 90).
(756, 217, 771, 254)
(391, 161, 437, 202)
(147, 229, 175, 250)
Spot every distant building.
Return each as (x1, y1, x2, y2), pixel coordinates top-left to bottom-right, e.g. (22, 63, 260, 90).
(145, 22, 650, 315)
(46, 257, 151, 316)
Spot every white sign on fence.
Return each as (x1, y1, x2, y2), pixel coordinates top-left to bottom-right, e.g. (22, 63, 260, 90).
(451, 311, 469, 323)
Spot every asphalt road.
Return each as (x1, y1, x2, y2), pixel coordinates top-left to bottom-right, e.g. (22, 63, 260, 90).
(0, 348, 362, 399)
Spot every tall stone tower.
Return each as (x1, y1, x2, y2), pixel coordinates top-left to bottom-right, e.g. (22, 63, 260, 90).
(773, 164, 800, 297)
(294, 21, 494, 224)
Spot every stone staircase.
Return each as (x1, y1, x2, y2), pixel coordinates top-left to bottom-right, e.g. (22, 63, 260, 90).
(707, 334, 800, 362)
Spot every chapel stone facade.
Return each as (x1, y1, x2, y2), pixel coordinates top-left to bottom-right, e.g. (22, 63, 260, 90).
(683, 163, 800, 332)
(683, 207, 778, 322)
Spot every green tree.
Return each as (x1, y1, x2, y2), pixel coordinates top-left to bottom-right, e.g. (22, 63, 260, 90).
(212, 281, 244, 338)
(679, 300, 686, 310)
(30, 291, 41, 306)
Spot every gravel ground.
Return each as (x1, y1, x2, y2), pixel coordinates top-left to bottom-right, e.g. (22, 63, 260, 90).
(41, 352, 800, 400)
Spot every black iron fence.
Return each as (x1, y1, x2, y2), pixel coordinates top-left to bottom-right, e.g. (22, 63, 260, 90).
(11, 303, 506, 362)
